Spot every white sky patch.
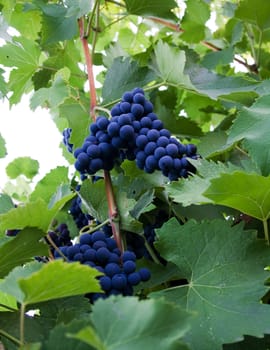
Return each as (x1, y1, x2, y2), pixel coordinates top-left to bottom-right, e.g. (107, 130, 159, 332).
(0, 95, 69, 185)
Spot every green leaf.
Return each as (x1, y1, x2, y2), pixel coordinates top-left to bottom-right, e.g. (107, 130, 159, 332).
(59, 97, 89, 150)
(0, 228, 48, 278)
(30, 166, 70, 204)
(0, 289, 17, 312)
(0, 199, 54, 232)
(30, 69, 70, 110)
(153, 218, 270, 350)
(0, 133, 7, 158)
(102, 57, 156, 103)
(204, 171, 270, 221)
(235, 0, 270, 31)
(198, 130, 233, 158)
(153, 41, 193, 89)
(165, 159, 239, 207)
(202, 47, 234, 70)
(43, 319, 91, 350)
(70, 296, 192, 350)
(188, 65, 260, 100)
(0, 262, 43, 304)
(124, 0, 178, 21)
(181, 0, 210, 43)
(6, 157, 39, 180)
(28, 1, 78, 45)
(129, 189, 155, 219)
(0, 37, 41, 104)
(227, 95, 270, 175)
(0, 193, 14, 214)
(80, 179, 108, 224)
(19, 260, 102, 305)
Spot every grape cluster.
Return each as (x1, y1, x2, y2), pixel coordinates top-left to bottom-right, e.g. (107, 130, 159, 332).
(73, 87, 199, 181)
(62, 127, 73, 153)
(69, 194, 92, 230)
(54, 229, 151, 302)
(46, 223, 72, 254)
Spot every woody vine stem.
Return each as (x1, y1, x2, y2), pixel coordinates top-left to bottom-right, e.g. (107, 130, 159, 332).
(78, 15, 124, 252)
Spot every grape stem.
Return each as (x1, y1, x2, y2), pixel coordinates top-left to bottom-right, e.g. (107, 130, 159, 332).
(78, 14, 124, 252)
(78, 17, 97, 120)
(79, 218, 111, 235)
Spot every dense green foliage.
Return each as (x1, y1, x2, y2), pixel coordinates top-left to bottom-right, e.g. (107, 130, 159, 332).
(1, 0, 270, 349)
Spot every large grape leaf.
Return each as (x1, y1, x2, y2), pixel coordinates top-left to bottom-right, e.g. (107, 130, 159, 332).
(124, 0, 178, 21)
(152, 218, 270, 350)
(70, 296, 192, 350)
(227, 95, 270, 175)
(204, 171, 270, 221)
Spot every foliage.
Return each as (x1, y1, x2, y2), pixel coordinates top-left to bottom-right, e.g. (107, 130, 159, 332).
(1, 0, 270, 349)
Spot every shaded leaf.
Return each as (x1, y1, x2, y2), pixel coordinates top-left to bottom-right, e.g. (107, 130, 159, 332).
(227, 95, 270, 175)
(153, 218, 270, 350)
(235, 0, 270, 31)
(0, 228, 48, 278)
(70, 296, 192, 350)
(124, 0, 178, 21)
(0, 193, 14, 214)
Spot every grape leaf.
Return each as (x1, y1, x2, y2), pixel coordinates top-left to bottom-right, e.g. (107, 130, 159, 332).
(0, 199, 57, 232)
(59, 97, 89, 150)
(6, 157, 39, 180)
(204, 171, 270, 221)
(198, 130, 233, 158)
(0, 262, 42, 304)
(30, 166, 70, 204)
(235, 0, 270, 31)
(30, 70, 70, 110)
(0, 133, 7, 158)
(70, 296, 192, 350)
(153, 41, 193, 89)
(227, 95, 270, 175)
(19, 260, 102, 305)
(124, 0, 178, 21)
(79, 179, 108, 223)
(181, 0, 210, 43)
(0, 289, 17, 312)
(0, 228, 48, 278)
(0, 36, 41, 104)
(153, 218, 270, 350)
(43, 319, 92, 350)
(26, 1, 78, 45)
(102, 57, 156, 103)
(0, 193, 14, 214)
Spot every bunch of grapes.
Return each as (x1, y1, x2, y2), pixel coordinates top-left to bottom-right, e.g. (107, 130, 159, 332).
(69, 194, 92, 230)
(73, 87, 199, 181)
(46, 223, 72, 255)
(54, 229, 151, 302)
(62, 127, 73, 153)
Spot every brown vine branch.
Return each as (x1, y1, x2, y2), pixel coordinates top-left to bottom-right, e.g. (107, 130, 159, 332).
(78, 14, 123, 252)
(78, 17, 97, 120)
(146, 16, 256, 73)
